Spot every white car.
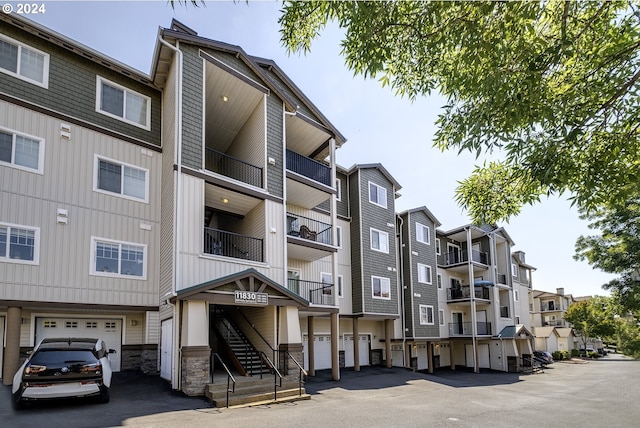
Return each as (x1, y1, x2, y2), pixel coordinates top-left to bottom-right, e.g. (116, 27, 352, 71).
(12, 338, 115, 409)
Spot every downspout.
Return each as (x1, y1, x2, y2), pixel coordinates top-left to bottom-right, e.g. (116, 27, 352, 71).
(158, 33, 182, 391)
(397, 214, 406, 366)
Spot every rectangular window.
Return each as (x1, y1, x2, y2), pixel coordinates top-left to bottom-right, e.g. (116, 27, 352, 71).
(321, 272, 332, 295)
(336, 178, 341, 201)
(0, 128, 44, 173)
(512, 263, 518, 277)
(436, 238, 441, 255)
(514, 289, 520, 302)
(338, 275, 344, 298)
(94, 155, 148, 202)
(0, 223, 39, 264)
(91, 237, 146, 279)
(370, 228, 389, 253)
(417, 263, 432, 284)
(368, 182, 387, 208)
(437, 273, 443, 289)
(0, 34, 49, 87)
(336, 226, 342, 248)
(96, 76, 150, 129)
(420, 305, 434, 325)
(416, 223, 430, 244)
(439, 309, 445, 326)
(372, 276, 391, 300)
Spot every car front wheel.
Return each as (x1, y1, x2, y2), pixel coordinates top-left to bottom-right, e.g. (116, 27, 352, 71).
(99, 385, 110, 403)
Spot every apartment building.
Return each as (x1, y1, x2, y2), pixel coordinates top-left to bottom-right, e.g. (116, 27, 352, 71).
(530, 287, 576, 352)
(0, 14, 162, 384)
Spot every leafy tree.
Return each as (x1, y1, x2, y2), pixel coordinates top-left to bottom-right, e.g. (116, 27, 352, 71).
(575, 195, 640, 313)
(279, 1, 640, 224)
(565, 297, 618, 354)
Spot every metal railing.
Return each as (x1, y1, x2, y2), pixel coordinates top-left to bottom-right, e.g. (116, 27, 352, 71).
(444, 249, 488, 266)
(447, 286, 490, 300)
(286, 213, 332, 245)
(280, 350, 307, 396)
(210, 352, 236, 408)
(496, 273, 508, 285)
(204, 227, 263, 262)
(540, 302, 559, 312)
(286, 149, 331, 186)
(288, 278, 334, 306)
(216, 317, 270, 377)
(205, 147, 263, 188)
(449, 322, 492, 336)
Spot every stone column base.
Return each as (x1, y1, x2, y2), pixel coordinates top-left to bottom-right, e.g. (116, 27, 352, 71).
(279, 343, 303, 376)
(180, 346, 211, 396)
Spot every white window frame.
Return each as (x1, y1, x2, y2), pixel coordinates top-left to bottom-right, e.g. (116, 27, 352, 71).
(96, 76, 151, 130)
(335, 178, 341, 201)
(336, 225, 342, 249)
(337, 275, 344, 298)
(437, 273, 443, 289)
(439, 309, 445, 326)
(368, 181, 387, 208)
(372, 275, 391, 300)
(419, 305, 435, 325)
(90, 236, 147, 279)
(93, 154, 149, 202)
(512, 263, 518, 277)
(514, 289, 520, 302)
(416, 222, 430, 245)
(0, 34, 49, 88)
(0, 126, 45, 174)
(370, 228, 389, 254)
(417, 263, 432, 284)
(436, 238, 441, 255)
(0, 222, 40, 265)
(321, 272, 333, 295)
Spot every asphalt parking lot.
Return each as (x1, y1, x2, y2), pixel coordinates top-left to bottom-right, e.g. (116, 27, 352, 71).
(1, 355, 638, 428)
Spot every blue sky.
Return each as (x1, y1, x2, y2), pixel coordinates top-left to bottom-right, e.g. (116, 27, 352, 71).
(20, 0, 617, 296)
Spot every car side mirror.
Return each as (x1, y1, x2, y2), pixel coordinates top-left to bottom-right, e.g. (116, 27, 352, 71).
(108, 349, 117, 354)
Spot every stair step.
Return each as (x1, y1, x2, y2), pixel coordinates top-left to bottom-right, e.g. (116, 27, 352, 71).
(210, 388, 309, 408)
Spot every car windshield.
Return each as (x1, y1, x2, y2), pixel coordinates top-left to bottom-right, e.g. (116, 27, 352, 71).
(29, 350, 98, 366)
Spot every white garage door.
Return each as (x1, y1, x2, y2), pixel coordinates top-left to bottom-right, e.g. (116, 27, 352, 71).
(344, 334, 370, 367)
(35, 317, 122, 371)
(302, 334, 332, 370)
(465, 343, 491, 369)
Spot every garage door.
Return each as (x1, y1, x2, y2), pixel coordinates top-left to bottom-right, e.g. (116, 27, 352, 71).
(344, 334, 370, 367)
(465, 343, 490, 369)
(35, 317, 122, 371)
(302, 334, 332, 370)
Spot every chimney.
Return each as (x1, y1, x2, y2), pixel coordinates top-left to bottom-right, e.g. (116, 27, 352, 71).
(556, 287, 564, 296)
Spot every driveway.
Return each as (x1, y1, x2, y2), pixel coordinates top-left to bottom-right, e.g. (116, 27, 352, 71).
(1, 356, 638, 428)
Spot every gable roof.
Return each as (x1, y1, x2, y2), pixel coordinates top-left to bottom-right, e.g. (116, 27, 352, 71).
(346, 163, 402, 190)
(555, 328, 574, 338)
(399, 206, 442, 228)
(497, 324, 534, 338)
(532, 326, 559, 338)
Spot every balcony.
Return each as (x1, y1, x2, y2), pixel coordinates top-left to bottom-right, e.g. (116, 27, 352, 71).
(449, 322, 492, 336)
(286, 213, 337, 261)
(496, 273, 507, 285)
(443, 249, 489, 268)
(204, 227, 263, 262)
(205, 148, 263, 188)
(540, 302, 559, 312)
(543, 320, 566, 327)
(287, 278, 334, 306)
(286, 149, 331, 186)
(447, 286, 491, 301)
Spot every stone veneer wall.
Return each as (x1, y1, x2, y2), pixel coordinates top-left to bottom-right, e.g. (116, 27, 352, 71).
(121, 345, 158, 374)
(180, 346, 211, 396)
(279, 343, 304, 376)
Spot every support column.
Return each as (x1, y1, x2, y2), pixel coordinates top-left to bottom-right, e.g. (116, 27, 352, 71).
(450, 342, 456, 370)
(179, 301, 210, 396)
(307, 316, 315, 376)
(331, 312, 340, 380)
(3, 306, 22, 385)
(278, 306, 303, 375)
(353, 317, 360, 372)
(385, 319, 393, 368)
(427, 341, 434, 374)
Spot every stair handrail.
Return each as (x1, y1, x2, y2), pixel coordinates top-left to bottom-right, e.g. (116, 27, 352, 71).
(258, 351, 283, 400)
(211, 352, 236, 408)
(282, 350, 307, 396)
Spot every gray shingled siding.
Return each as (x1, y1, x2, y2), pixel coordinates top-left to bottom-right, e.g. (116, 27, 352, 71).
(357, 168, 398, 315)
(348, 171, 363, 314)
(400, 213, 414, 336)
(336, 171, 349, 218)
(405, 211, 439, 338)
(0, 24, 160, 145)
(266, 93, 283, 197)
(180, 44, 204, 169)
(259, 66, 321, 126)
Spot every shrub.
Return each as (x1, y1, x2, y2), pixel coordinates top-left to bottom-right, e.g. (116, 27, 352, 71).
(587, 351, 602, 358)
(552, 351, 564, 361)
(571, 348, 580, 357)
(561, 350, 570, 360)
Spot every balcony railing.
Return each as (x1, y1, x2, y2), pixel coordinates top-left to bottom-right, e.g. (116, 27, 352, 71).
(204, 227, 263, 262)
(540, 302, 561, 312)
(287, 279, 334, 306)
(447, 286, 491, 300)
(444, 249, 488, 266)
(287, 213, 332, 245)
(286, 149, 331, 186)
(496, 273, 507, 285)
(205, 148, 263, 188)
(449, 322, 492, 336)
(543, 320, 565, 327)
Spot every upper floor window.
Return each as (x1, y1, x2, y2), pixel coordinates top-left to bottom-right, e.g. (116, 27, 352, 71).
(420, 305, 435, 325)
(437, 273, 443, 289)
(0, 34, 49, 87)
(91, 236, 146, 279)
(336, 226, 342, 248)
(337, 275, 344, 298)
(417, 263, 432, 284)
(436, 238, 441, 255)
(0, 223, 39, 264)
(514, 289, 520, 302)
(512, 263, 518, 277)
(439, 309, 445, 326)
(368, 181, 387, 208)
(0, 128, 44, 173)
(94, 155, 148, 202)
(321, 272, 333, 295)
(416, 223, 430, 245)
(372, 275, 391, 300)
(96, 76, 150, 130)
(336, 178, 341, 201)
(370, 228, 389, 253)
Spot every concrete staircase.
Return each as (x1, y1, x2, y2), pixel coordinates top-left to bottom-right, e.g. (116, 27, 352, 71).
(205, 373, 309, 408)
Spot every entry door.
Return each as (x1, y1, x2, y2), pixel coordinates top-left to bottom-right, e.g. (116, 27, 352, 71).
(447, 243, 461, 264)
(478, 344, 490, 368)
(160, 319, 173, 381)
(0, 316, 4, 380)
(287, 270, 300, 295)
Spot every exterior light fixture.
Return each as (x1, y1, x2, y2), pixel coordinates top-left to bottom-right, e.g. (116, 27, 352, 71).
(221, 95, 229, 102)
(221, 198, 229, 204)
